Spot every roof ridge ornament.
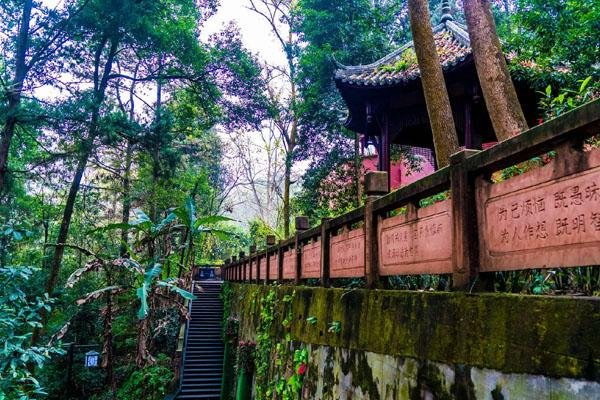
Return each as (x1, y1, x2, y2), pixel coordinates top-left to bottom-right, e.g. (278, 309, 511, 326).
(440, 0, 454, 23)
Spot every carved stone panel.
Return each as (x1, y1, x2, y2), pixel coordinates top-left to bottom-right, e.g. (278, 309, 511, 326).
(282, 249, 296, 280)
(250, 260, 256, 280)
(259, 256, 266, 280)
(301, 239, 321, 279)
(477, 148, 600, 271)
(330, 228, 365, 278)
(269, 254, 278, 280)
(378, 199, 453, 275)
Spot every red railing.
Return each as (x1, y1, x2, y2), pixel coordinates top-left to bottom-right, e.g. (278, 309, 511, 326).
(223, 99, 600, 289)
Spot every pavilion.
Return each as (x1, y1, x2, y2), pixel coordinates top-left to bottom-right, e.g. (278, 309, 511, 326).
(334, 1, 539, 174)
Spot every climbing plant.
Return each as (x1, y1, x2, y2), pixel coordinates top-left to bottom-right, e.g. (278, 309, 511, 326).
(252, 286, 308, 400)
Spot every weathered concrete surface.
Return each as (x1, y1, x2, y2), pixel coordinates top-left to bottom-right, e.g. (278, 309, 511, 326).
(228, 283, 600, 398)
(300, 344, 600, 400)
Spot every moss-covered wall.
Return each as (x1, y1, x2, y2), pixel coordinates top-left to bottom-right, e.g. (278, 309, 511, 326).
(227, 284, 600, 399)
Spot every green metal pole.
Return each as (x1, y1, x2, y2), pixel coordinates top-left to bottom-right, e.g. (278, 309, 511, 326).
(235, 368, 251, 400)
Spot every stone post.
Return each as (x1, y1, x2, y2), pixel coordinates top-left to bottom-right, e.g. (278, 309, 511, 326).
(295, 216, 309, 284)
(277, 240, 284, 283)
(364, 171, 389, 288)
(239, 251, 245, 282)
(265, 235, 276, 284)
(249, 245, 256, 282)
(231, 256, 237, 281)
(449, 149, 480, 289)
(320, 218, 331, 287)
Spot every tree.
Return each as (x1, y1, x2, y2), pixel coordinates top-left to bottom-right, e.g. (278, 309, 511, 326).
(0, 265, 65, 398)
(247, 0, 301, 238)
(407, 0, 460, 167)
(503, 0, 600, 88)
(294, 0, 407, 218)
(463, 0, 528, 140)
(0, 0, 80, 193)
(43, 0, 219, 301)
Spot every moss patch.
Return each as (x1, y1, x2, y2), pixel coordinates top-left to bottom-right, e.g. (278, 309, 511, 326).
(229, 284, 600, 381)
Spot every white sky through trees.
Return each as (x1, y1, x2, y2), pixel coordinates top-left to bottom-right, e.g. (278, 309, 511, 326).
(36, 0, 299, 229)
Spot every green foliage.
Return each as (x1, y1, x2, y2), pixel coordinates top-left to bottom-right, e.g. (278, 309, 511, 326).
(248, 219, 278, 250)
(504, 0, 600, 82)
(379, 49, 418, 73)
(294, 0, 411, 217)
(387, 274, 450, 291)
(248, 286, 307, 400)
(236, 341, 256, 373)
(538, 76, 598, 119)
(254, 287, 277, 399)
(116, 354, 174, 400)
(0, 266, 65, 399)
(327, 320, 341, 334)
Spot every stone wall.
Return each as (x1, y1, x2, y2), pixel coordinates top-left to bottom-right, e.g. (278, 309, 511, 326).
(227, 283, 600, 399)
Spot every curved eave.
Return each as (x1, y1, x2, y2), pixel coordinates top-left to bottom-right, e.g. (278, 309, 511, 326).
(335, 54, 474, 90)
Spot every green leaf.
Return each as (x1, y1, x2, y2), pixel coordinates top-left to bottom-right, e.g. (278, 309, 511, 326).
(152, 213, 177, 234)
(137, 284, 149, 319)
(89, 222, 134, 234)
(194, 215, 234, 228)
(131, 209, 153, 231)
(157, 281, 196, 300)
(173, 207, 190, 228)
(579, 76, 592, 94)
(144, 264, 162, 285)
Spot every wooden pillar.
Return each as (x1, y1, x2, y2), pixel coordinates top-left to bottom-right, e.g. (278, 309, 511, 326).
(295, 216, 309, 284)
(319, 218, 331, 288)
(377, 113, 391, 190)
(364, 171, 389, 288)
(450, 149, 480, 289)
(464, 100, 473, 149)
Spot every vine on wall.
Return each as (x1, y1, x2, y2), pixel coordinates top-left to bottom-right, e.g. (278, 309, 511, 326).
(253, 286, 307, 400)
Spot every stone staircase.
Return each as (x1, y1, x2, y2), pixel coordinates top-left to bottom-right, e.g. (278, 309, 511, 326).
(176, 281, 223, 399)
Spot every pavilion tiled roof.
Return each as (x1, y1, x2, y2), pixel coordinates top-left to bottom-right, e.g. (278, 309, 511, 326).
(334, 15, 472, 88)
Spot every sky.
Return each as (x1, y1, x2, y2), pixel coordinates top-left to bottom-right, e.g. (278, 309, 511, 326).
(38, 0, 302, 227)
(203, 1, 303, 226)
(202, 0, 287, 67)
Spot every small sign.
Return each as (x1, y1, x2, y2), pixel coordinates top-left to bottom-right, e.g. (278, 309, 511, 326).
(84, 350, 100, 368)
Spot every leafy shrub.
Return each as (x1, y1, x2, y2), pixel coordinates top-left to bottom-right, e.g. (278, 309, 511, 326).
(116, 354, 174, 400)
(0, 266, 65, 399)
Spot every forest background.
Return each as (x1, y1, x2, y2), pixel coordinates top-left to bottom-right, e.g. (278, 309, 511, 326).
(0, 0, 598, 399)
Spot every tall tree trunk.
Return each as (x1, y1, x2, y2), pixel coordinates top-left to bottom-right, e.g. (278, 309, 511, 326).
(136, 314, 155, 367)
(283, 159, 291, 238)
(463, 0, 528, 140)
(31, 38, 119, 347)
(120, 139, 133, 257)
(283, 61, 298, 238)
(408, 0, 460, 167)
(119, 63, 139, 258)
(44, 141, 93, 295)
(0, 0, 33, 192)
(102, 269, 116, 399)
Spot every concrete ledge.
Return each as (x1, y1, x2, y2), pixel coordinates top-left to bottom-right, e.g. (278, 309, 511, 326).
(229, 284, 600, 381)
